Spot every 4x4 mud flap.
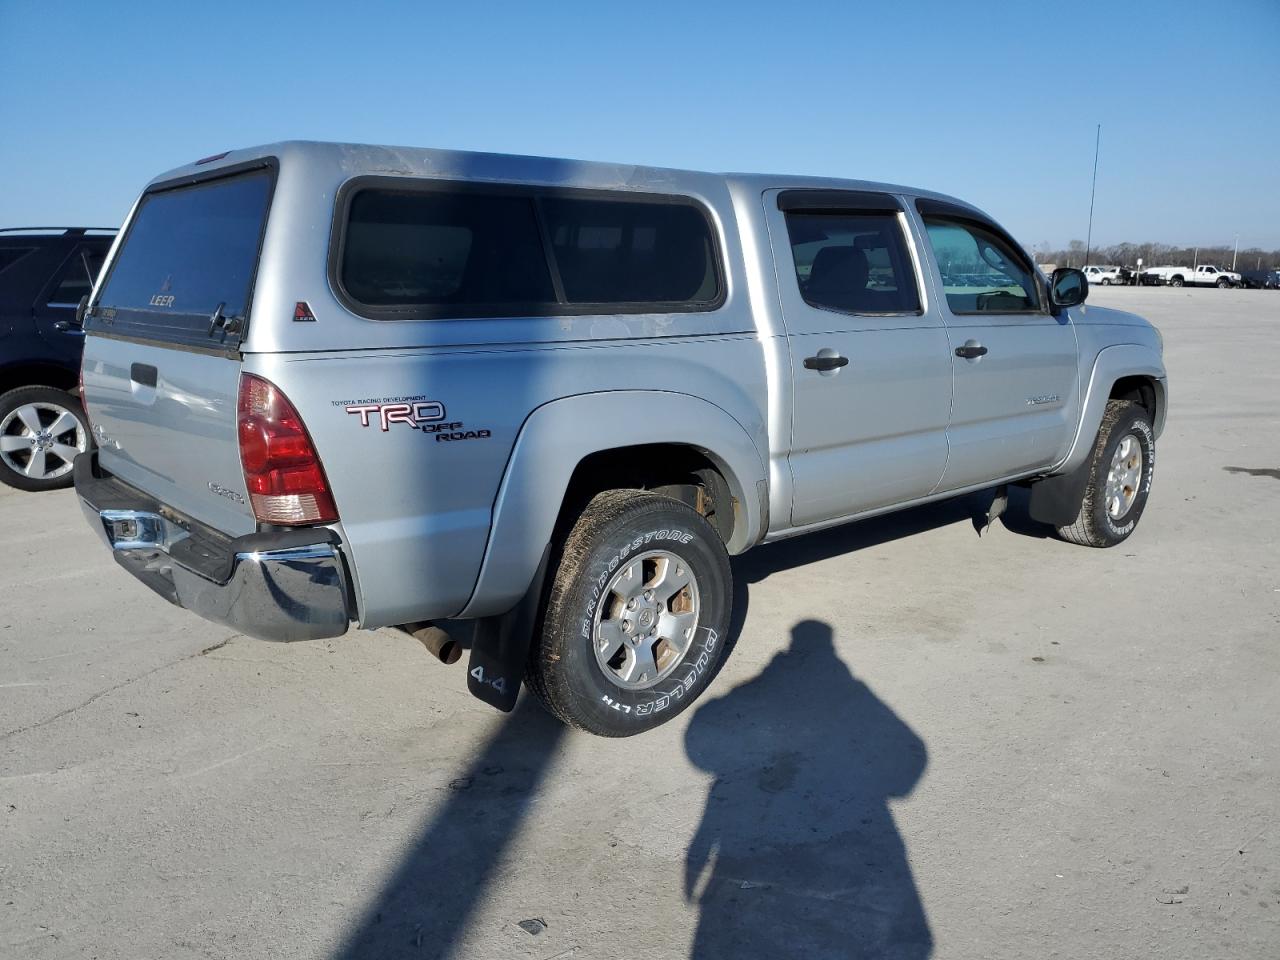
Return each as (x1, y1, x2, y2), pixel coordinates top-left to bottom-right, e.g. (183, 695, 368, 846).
(1026, 460, 1092, 527)
(466, 544, 551, 712)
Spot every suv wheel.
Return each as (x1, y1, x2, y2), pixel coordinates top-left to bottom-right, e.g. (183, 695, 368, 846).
(0, 386, 90, 492)
(1057, 399, 1154, 548)
(526, 489, 732, 737)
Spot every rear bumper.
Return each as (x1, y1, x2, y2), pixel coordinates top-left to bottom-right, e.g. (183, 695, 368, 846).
(74, 453, 352, 641)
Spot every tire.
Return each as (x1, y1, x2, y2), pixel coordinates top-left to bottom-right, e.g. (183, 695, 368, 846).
(1170, 276, 1184, 287)
(1100, 278, 1111, 286)
(527, 489, 732, 737)
(1217, 278, 1230, 288)
(0, 386, 90, 492)
(1056, 399, 1155, 548)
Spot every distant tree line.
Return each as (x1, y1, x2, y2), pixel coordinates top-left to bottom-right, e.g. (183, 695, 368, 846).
(1033, 240, 1280, 272)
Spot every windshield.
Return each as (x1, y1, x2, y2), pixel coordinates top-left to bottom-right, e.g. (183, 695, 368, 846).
(94, 166, 273, 347)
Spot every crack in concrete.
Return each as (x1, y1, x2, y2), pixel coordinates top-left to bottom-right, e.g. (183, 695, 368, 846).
(0, 633, 241, 743)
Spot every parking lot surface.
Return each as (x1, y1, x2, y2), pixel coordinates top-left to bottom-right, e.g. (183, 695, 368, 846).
(2, 287, 1277, 959)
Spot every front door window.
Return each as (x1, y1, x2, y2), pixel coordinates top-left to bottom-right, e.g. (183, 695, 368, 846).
(922, 218, 1041, 314)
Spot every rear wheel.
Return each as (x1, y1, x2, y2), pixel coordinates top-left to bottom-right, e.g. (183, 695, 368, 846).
(526, 489, 732, 737)
(1170, 276, 1184, 287)
(0, 386, 89, 492)
(1100, 278, 1111, 286)
(1057, 399, 1154, 548)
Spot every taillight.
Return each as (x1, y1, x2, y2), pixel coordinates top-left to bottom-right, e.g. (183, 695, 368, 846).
(78, 362, 93, 431)
(237, 374, 338, 525)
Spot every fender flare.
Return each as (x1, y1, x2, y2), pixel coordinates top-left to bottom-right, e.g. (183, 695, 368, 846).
(458, 390, 768, 619)
(1057, 343, 1167, 476)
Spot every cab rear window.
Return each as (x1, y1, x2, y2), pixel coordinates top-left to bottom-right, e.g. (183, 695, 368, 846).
(94, 166, 273, 344)
(335, 181, 723, 319)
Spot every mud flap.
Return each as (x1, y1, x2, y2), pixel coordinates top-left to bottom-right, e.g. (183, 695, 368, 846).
(1027, 460, 1092, 527)
(466, 544, 551, 712)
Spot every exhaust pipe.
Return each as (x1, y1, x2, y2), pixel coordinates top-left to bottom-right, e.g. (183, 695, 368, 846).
(402, 622, 462, 664)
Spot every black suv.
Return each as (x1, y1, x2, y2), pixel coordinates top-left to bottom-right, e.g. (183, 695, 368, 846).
(0, 228, 115, 491)
(1238, 269, 1280, 290)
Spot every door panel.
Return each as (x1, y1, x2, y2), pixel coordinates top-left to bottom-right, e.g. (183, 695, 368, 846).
(940, 316, 1080, 489)
(785, 327, 951, 525)
(766, 191, 952, 527)
(913, 206, 1081, 490)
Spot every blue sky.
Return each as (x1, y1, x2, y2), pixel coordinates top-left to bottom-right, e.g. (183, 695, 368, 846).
(2, 0, 1277, 249)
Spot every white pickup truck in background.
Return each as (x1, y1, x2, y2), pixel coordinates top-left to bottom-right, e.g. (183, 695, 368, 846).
(1143, 264, 1241, 288)
(1084, 265, 1124, 286)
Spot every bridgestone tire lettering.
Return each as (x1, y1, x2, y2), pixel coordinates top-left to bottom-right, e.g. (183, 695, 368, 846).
(525, 489, 732, 737)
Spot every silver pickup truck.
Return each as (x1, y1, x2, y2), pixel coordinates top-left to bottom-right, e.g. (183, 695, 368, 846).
(75, 141, 1167, 737)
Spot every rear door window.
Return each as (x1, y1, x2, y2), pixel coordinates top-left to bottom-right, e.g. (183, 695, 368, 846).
(0, 246, 36, 275)
(784, 211, 921, 314)
(45, 244, 108, 306)
(93, 166, 274, 346)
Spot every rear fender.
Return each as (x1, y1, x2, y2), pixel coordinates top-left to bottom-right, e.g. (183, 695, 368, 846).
(458, 390, 767, 619)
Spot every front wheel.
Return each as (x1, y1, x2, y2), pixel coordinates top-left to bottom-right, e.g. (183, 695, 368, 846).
(0, 386, 90, 492)
(526, 489, 732, 737)
(1217, 278, 1230, 288)
(1057, 399, 1154, 548)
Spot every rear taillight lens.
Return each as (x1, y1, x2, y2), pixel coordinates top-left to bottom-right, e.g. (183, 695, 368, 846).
(237, 374, 338, 525)
(78, 363, 91, 428)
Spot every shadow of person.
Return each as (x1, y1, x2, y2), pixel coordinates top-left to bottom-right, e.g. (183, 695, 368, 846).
(684, 620, 931, 959)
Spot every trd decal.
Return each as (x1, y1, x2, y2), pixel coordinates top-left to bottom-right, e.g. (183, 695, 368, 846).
(335, 396, 492, 442)
(345, 400, 446, 431)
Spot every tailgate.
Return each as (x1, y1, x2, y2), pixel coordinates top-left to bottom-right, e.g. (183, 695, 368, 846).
(81, 163, 275, 536)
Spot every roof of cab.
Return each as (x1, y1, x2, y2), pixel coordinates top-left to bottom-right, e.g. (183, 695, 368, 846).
(146, 139, 980, 212)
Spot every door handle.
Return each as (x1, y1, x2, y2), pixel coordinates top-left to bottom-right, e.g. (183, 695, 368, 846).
(130, 363, 158, 387)
(954, 343, 988, 360)
(803, 354, 850, 372)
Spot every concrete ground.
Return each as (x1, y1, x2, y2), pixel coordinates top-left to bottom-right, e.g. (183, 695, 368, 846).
(2, 287, 1278, 959)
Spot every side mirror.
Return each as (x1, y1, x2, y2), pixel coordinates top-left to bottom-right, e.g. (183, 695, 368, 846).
(1049, 267, 1088, 312)
(74, 294, 90, 327)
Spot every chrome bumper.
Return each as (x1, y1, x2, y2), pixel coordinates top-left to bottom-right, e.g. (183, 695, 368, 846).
(75, 457, 351, 642)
